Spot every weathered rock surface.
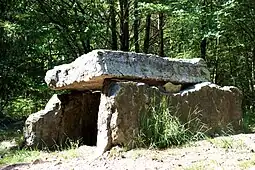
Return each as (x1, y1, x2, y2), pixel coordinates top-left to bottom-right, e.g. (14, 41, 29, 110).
(25, 49, 243, 153)
(45, 50, 210, 90)
(24, 91, 100, 149)
(97, 81, 242, 153)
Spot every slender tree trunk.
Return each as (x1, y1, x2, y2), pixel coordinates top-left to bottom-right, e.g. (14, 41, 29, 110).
(134, 0, 139, 52)
(158, 13, 164, 57)
(252, 48, 255, 110)
(200, 0, 207, 60)
(245, 52, 253, 92)
(120, 0, 124, 50)
(0, 27, 5, 119)
(123, 0, 129, 51)
(214, 56, 219, 84)
(214, 38, 220, 84)
(85, 39, 91, 52)
(143, 14, 151, 54)
(200, 38, 207, 60)
(0, 28, 5, 59)
(109, 0, 118, 50)
(251, 47, 255, 92)
(0, 2, 8, 119)
(119, 0, 129, 51)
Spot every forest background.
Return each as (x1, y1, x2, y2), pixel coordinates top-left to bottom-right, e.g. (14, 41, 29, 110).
(1, 0, 254, 131)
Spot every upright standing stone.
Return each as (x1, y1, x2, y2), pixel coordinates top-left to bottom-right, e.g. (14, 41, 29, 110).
(96, 80, 242, 153)
(24, 91, 100, 149)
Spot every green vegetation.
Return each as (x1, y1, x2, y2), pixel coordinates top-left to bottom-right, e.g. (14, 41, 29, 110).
(0, 149, 41, 166)
(0, 0, 254, 130)
(0, 119, 82, 166)
(137, 96, 207, 148)
(0, 146, 80, 166)
(184, 162, 207, 170)
(184, 160, 223, 170)
(0, 132, 81, 166)
(1, 0, 255, 166)
(239, 155, 255, 170)
(4, 97, 45, 121)
(0, 127, 39, 166)
(52, 137, 82, 152)
(0, 128, 23, 143)
(0, 122, 38, 166)
(207, 136, 246, 150)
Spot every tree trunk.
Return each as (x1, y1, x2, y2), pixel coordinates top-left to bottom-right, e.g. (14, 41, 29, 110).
(158, 13, 164, 57)
(143, 14, 151, 54)
(134, 0, 139, 52)
(251, 47, 255, 92)
(200, 0, 207, 60)
(109, 0, 118, 50)
(0, 3, 7, 119)
(214, 56, 219, 84)
(252, 48, 255, 110)
(119, 0, 129, 51)
(200, 38, 207, 60)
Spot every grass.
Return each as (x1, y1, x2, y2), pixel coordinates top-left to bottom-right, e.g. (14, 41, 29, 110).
(0, 124, 81, 166)
(1, 93, 253, 167)
(55, 138, 82, 159)
(0, 149, 41, 166)
(183, 162, 207, 170)
(0, 142, 81, 166)
(0, 129, 42, 167)
(0, 145, 80, 166)
(243, 108, 255, 133)
(0, 121, 25, 160)
(107, 146, 125, 158)
(0, 120, 24, 142)
(136, 95, 208, 149)
(207, 136, 246, 150)
(183, 160, 223, 170)
(239, 155, 255, 169)
(55, 148, 79, 160)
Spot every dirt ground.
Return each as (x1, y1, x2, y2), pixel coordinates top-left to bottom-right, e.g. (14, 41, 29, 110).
(2, 133, 255, 170)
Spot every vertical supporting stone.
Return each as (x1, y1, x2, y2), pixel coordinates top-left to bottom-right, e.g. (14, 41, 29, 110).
(24, 91, 101, 149)
(96, 80, 243, 153)
(96, 80, 149, 153)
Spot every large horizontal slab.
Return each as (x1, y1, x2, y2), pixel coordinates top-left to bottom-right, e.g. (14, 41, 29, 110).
(45, 50, 210, 90)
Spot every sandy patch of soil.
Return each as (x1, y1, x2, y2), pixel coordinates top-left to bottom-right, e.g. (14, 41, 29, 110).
(2, 134, 255, 170)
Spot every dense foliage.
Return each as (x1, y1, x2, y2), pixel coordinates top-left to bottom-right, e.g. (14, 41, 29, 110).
(0, 0, 254, 128)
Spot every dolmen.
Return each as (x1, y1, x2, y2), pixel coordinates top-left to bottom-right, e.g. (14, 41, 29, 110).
(24, 50, 242, 153)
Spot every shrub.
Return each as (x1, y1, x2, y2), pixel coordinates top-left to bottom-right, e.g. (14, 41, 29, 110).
(243, 108, 255, 133)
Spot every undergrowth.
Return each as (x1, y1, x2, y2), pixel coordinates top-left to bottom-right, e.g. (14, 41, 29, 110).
(243, 108, 255, 133)
(0, 128, 81, 166)
(136, 95, 208, 148)
(0, 149, 41, 166)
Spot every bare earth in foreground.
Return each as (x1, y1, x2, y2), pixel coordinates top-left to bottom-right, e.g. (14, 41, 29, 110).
(2, 134, 255, 170)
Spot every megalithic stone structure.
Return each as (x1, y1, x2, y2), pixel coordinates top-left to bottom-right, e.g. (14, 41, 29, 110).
(24, 50, 242, 153)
